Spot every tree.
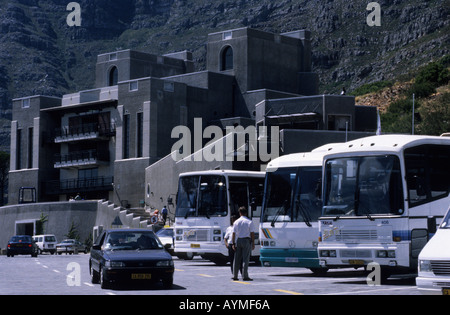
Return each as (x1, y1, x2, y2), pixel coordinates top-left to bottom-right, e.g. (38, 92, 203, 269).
(65, 221, 80, 241)
(417, 92, 450, 136)
(36, 212, 49, 235)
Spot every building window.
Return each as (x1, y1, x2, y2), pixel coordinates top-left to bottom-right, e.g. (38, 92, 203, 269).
(16, 129, 22, 170)
(129, 81, 138, 91)
(136, 112, 143, 158)
(28, 127, 33, 169)
(22, 99, 30, 109)
(223, 31, 232, 40)
(123, 114, 130, 159)
(221, 46, 233, 71)
(164, 81, 174, 92)
(79, 167, 98, 179)
(109, 66, 118, 86)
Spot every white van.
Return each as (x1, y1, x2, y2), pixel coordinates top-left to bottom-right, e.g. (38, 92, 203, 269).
(417, 206, 450, 295)
(33, 234, 57, 255)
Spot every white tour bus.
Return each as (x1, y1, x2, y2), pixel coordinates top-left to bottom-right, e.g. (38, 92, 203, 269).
(318, 135, 450, 277)
(260, 150, 328, 274)
(174, 170, 265, 265)
(416, 205, 450, 295)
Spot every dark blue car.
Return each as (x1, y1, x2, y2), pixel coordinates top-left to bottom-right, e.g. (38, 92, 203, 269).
(7, 235, 38, 257)
(89, 229, 174, 289)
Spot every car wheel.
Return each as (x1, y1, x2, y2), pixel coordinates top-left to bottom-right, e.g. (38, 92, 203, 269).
(162, 276, 173, 289)
(100, 267, 110, 289)
(90, 265, 100, 284)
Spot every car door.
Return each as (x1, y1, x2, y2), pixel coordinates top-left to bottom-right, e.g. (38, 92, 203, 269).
(90, 231, 106, 272)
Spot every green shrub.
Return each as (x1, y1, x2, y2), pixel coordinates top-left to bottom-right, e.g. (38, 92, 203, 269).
(415, 61, 450, 88)
(350, 80, 393, 96)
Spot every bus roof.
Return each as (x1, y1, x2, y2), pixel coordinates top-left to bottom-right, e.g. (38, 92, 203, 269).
(179, 169, 265, 178)
(266, 151, 327, 170)
(323, 134, 450, 158)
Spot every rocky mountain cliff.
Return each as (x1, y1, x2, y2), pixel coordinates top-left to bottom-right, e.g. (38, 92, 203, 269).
(0, 0, 448, 117)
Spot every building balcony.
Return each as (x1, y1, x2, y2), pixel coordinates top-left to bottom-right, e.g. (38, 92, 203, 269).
(45, 176, 114, 195)
(61, 86, 118, 107)
(54, 123, 116, 143)
(54, 149, 110, 169)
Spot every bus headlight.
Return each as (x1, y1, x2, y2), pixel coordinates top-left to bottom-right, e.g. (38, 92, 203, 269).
(320, 250, 336, 257)
(419, 260, 432, 272)
(376, 250, 396, 258)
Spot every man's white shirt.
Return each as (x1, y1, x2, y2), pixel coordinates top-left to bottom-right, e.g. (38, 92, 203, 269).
(233, 216, 254, 239)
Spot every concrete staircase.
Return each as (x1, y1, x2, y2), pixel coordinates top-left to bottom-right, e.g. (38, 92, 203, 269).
(96, 200, 153, 229)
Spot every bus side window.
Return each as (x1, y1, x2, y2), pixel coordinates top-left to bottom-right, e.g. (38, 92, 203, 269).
(405, 144, 450, 207)
(229, 183, 248, 217)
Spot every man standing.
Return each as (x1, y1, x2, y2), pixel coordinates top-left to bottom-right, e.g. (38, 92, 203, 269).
(232, 207, 255, 281)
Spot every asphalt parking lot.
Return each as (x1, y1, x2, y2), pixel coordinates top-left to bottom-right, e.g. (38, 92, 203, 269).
(0, 253, 419, 296)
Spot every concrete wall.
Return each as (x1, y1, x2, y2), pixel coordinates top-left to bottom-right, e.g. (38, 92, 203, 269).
(0, 201, 98, 249)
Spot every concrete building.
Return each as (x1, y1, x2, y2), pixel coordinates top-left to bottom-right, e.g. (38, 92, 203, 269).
(3, 27, 376, 244)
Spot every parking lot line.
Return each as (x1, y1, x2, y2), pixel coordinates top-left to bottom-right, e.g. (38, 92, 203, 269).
(274, 289, 303, 295)
(231, 280, 251, 285)
(198, 274, 214, 278)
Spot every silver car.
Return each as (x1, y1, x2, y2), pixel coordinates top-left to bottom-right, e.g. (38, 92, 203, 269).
(56, 239, 88, 254)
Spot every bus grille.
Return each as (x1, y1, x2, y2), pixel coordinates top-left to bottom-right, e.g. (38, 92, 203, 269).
(431, 261, 450, 276)
(336, 230, 378, 242)
(184, 229, 209, 242)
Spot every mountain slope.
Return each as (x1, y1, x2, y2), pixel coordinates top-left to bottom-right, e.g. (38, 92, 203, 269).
(0, 0, 448, 116)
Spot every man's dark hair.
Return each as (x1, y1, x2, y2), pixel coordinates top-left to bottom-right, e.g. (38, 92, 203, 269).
(238, 206, 248, 215)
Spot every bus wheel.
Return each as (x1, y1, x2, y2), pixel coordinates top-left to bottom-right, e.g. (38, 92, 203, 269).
(310, 268, 329, 276)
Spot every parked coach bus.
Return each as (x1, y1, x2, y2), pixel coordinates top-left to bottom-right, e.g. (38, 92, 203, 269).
(174, 170, 265, 265)
(318, 135, 450, 278)
(260, 150, 329, 274)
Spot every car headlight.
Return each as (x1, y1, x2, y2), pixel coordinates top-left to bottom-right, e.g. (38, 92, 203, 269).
(419, 260, 432, 272)
(156, 260, 174, 267)
(105, 261, 125, 267)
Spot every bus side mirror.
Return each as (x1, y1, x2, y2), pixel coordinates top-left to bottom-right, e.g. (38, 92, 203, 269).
(250, 198, 256, 213)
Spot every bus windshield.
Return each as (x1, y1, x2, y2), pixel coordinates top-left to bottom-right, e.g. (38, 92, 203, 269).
(262, 167, 322, 224)
(323, 155, 404, 217)
(176, 175, 227, 217)
(441, 209, 450, 229)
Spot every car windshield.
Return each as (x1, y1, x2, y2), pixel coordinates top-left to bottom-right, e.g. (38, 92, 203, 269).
(323, 155, 404, 217)
(62, 240, 74, 244)
(104, 231, 163, 251)
(44, 236, 56, 242)
(10, 236, 31, 243)
(441, 210, 450, 229)
(156, 229, 173, 237)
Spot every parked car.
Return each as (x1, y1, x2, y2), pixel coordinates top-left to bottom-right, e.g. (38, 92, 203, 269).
(33, 234, 57, 255)
(56, 239, 88, 254)
(417, 206, 450, 295)
(156, 227, 174, 255)
(7, 235, 38, 257)
(89, 228, 174, 289)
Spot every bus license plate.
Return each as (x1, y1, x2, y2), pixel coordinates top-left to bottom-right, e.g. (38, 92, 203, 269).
(131, 273, 151, 280)
(443, 288, 450, 295)
(349, 260, 365, 265)
(191, 244, 200, 248)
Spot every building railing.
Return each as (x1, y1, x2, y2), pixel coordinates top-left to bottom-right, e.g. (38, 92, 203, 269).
(45, 176, 114, 195)
(54, 123, 116, 142)
(54, 150, 110, 168)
